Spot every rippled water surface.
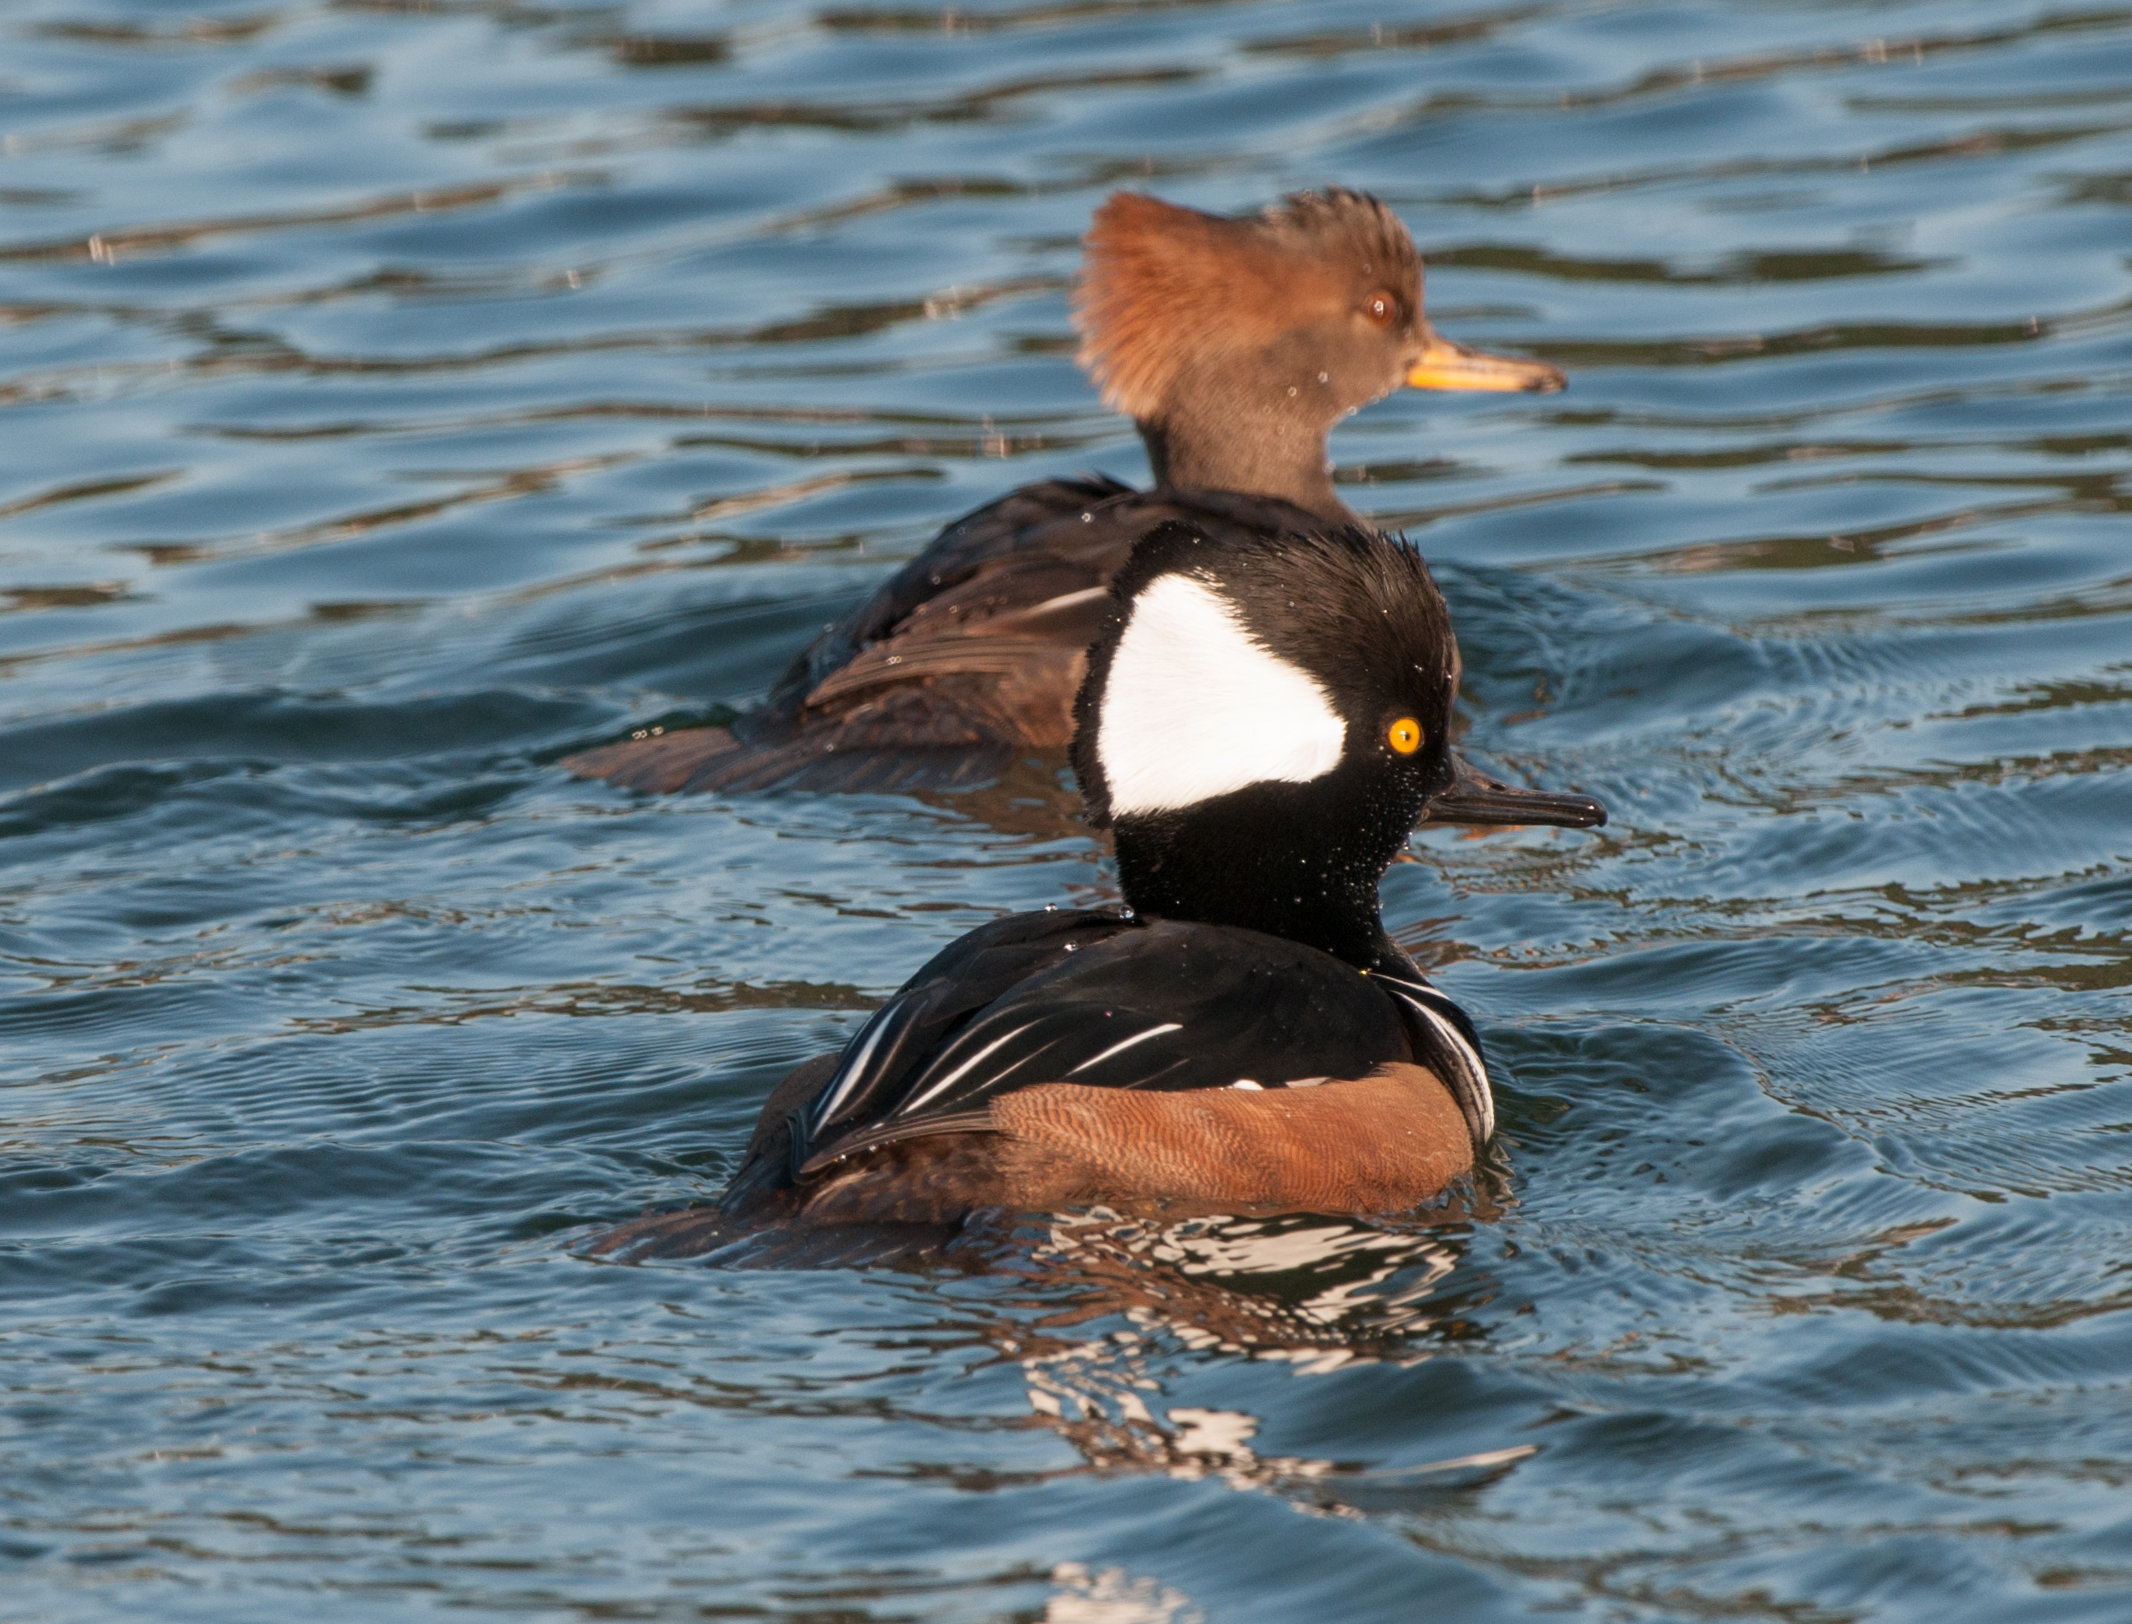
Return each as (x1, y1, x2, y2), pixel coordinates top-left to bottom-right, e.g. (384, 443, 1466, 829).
(5, 1, 2131, 1618)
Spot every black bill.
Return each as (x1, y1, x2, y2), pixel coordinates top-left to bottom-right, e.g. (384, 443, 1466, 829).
(1423, 754, 1607, 829)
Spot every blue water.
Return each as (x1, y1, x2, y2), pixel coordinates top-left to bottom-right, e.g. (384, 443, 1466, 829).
(4, 2, 2131, 1619)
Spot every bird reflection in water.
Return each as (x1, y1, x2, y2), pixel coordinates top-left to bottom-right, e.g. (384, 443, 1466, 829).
(593, 1180, 1537, 1503)
(1043, 1561, 1204, 1624)
(983, 1203, 1512, 1489)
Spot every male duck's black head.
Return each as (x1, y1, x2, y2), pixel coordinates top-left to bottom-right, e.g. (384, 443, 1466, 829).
(1071, 521, 1601, 975)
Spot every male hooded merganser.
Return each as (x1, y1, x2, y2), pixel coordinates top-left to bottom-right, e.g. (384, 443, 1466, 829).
(565, 187, 1563, 798)
(592, 518, 1603, 1254)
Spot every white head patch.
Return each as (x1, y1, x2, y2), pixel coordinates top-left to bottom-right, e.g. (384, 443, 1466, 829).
(1098, 572, 1346, 816)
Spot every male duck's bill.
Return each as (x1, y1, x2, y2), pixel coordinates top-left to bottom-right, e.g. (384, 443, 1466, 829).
(1422, 755, 1607, 829)
(588, 519, 1605, 1258)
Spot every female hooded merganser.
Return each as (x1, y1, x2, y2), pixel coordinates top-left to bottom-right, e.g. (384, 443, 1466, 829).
(565, 187, 1563, 798)
(592, 518, 1603, 1257)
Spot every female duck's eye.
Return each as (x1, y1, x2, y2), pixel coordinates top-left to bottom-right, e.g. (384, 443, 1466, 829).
(1362, 290, 1397, 327)
(1387, 716, 1422, 755)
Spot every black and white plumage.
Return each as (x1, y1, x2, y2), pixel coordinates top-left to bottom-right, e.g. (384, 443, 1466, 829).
(564, 186, 1564, 799)
(564, 478, 1330, 794)
(791, 909, 1494, 1173)
(592, 519, 1600, 1255)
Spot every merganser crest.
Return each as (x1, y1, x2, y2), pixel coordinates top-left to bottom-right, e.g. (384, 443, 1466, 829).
(1097, 572, 1346, 816)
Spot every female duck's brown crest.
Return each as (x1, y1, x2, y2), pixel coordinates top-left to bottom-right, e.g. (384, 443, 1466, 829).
(1072, 188, 1423, 422)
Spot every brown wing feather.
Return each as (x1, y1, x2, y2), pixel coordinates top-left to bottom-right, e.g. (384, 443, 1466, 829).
(561, 480, 1331, 795)
(562, 726, 744, 795)
(564, 478, 1133, 793)
(585, 1057, 1471, 1257)
(989, 1063, 1472, 1213)
(790, 1063, 1473, 1225)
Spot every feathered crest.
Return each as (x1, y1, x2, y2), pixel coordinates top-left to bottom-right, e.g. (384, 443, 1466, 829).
(1072, 519, 1449, 827)
(1071, 188, 1421, 421)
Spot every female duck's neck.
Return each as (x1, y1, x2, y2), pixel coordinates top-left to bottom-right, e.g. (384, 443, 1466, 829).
(1138, 410, 1361, 527)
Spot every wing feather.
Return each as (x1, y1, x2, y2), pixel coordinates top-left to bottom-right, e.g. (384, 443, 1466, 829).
(564, 479, 1345, 796)
(798, 919, 1423, 1169)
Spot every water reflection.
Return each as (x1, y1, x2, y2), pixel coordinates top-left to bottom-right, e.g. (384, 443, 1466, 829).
(599, 1194, 1521, 1500)
(995, 1210, 1493, 1483)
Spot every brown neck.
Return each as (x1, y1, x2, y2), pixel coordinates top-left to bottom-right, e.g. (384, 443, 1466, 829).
(1135, 367, 1364, 526)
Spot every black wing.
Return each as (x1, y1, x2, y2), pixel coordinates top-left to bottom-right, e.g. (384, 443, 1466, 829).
(797, 918, 1461, 1172)
(796, 907, 1136, 1161)
(1370, 971, 1494, 1146)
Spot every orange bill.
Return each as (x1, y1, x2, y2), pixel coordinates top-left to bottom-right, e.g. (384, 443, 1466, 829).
(1405, 325, 1565, 394)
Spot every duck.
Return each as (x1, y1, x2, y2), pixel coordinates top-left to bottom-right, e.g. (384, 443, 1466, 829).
(590, 516, 1604, 1259)
(564, 186, 1563, 798)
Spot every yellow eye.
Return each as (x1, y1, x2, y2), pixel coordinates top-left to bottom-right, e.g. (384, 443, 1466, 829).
(1387, 716, 1422, 755)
